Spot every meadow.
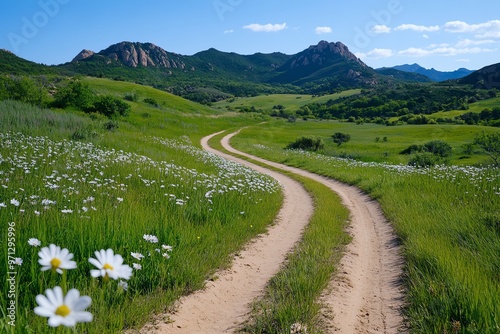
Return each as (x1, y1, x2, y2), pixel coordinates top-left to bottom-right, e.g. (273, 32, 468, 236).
(231, 121, 500, 333)
(1, 76, 499, 333)
(213, 89, 361, 112)
(0, 98, 282, 333)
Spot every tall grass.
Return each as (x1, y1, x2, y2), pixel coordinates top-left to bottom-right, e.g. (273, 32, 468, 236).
(0, 102, 282, 333)
(231, 125, 500, 333)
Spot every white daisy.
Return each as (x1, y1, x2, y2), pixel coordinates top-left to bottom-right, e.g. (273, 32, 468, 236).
(38, 244, 77, 274)
(34, 286, 92, 327)
(143, 234, 158, 243)
(89, 249, 132, 281)
(161, 245, 173, 252)
(118, 280, 128, 291)
(14, 257, 23, 266)
(10, 199, 20, 207)
(132, 263, 142, 270)
(28, 238, 42, 247)
(130, 252, 144, 260)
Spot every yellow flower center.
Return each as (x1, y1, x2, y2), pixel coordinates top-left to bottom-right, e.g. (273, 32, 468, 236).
(50, 258, 62, 270)
(103, 263, 113, 270)
(55, 304, 71, 317)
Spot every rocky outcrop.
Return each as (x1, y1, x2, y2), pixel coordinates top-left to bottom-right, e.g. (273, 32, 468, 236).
(97, 42, 186, 69)
(289, 40, 365, 68)
(72, 49, 95, 62)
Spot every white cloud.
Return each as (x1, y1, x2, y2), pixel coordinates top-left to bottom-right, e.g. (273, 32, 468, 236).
(444, 20, 500, 38)
(315, 26, 332, 35)
(422, 34, 430, 39)
(456, 58, 470, 63)
(243, 23, 287, 32)
(224, 29, 234, 34)
(455, 39, 495, 48)
(356, 48, 394, 59)
(371, 25, 391, 34)
(398, 46, 496, 57)
(395, 24, 440, 32)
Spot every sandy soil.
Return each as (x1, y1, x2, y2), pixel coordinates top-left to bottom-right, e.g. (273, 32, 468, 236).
(140, 130, 405, 333)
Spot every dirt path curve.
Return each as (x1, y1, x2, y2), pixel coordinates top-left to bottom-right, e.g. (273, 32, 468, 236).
(143, 130, 405, 334)
(142, 131, 314, 333)
(219, 131, 406, 334)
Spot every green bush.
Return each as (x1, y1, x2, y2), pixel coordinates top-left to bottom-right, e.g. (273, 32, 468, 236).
(0, 75, 47, 105)
(143, 97, 160, 107)
(93, 95, 131, 118)
(286, 136, 324, 151)
(401, 140, 452, 157)
(331, 132, 351, 146)
(124, 92, 139, 102)
(423, 140, 452, 157)
(53, 80, 95, 111)
(408, 152, 438, 167)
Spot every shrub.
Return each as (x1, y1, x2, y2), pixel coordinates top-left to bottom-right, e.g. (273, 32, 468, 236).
(286, 136, 324, 152)
(104, 120, 119, 131)
(423, 140, 452, 157)
(143, 97, 160, 107)
(53, 80, 95, 111)
(400, 144, 423, 155)
(474, 131, 500, 166)
(331, 132, 351, 146)
(1, 75, 47, 106)
(93, 95, 131, 118)
(124, 92, 139, 102)
(401, 140, 452, 157)
(408, 152, 438, 168)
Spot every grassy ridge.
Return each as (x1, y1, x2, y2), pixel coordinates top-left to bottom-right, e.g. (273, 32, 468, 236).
(0, 100, 282, 333)
(213, 90, 361, 112)
(231, 123, 500, 333)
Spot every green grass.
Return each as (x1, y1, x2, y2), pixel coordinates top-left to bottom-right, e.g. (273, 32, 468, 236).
(429, 96, 500, 119)
(213, 90, 361, 112)
(230, 119, 497, 165)
(230, 123, 500, 333)
(0, 99, 282, 333)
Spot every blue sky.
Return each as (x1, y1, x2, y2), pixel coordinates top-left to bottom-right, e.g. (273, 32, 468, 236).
(1, 0, 499, 71)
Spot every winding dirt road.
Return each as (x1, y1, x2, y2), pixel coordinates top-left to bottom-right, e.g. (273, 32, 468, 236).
(142, 130, 405, 333)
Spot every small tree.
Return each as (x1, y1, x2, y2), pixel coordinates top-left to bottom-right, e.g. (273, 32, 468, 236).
(474, 131, 500, 166)
(54, 80, 95, 111)
(331, 132, 351, 146)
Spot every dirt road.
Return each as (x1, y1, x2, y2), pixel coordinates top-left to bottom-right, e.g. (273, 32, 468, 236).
(142, 130, 405, 333)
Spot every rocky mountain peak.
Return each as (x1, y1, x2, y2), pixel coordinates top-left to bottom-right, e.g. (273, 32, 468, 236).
(97, 42, 186, 69)
(289, 41, 365, 69)
(72, 49, 95, 62)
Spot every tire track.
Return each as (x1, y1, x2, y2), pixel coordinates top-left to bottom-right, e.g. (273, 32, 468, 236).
(141, 130, 405, 333)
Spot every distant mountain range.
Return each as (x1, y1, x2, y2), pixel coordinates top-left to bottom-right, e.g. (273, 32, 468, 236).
(1, 41, 499, 99)
(377, 63, 474, 82)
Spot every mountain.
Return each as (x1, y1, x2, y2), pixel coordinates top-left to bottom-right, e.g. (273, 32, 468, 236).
(457, 62, 500, 89)
(0, 49, 57, 75)
(383, 63, 473, 82)
(61, 40, 381, 94)
(73, 42, 189, 69)
(271, 41, 379, 88)
(375, 67, 432, 83)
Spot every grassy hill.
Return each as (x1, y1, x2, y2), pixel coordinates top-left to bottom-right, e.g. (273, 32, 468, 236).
(0, 75, 499, 333)
(213, 89, 361, 112)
